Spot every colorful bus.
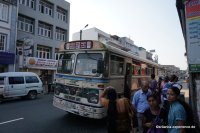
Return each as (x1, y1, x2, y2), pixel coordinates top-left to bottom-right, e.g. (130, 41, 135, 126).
(53, 40, 159, 119)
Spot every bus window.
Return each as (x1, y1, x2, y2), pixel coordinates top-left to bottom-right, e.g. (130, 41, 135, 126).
(75, 53, 102, 76)
(141, 68, 145, 76)
(110, 55, 124, 75)
(135, 66, 141, 75)
(57, 54, 75, 74)
(146, 67, 153, 76)
(103, 52, 109, 77)
(138, 67, 141, 75)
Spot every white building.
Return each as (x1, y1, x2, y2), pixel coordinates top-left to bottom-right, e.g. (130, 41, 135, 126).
(73, 27, 139, 56)
(72, 27, 154, 61)
(73, 27, 110, 44)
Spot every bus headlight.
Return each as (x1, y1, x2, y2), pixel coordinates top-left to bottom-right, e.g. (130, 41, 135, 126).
(87, 93, 99, 104)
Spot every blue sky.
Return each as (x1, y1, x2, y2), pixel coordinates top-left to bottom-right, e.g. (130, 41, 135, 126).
(66, 0, 187, 70)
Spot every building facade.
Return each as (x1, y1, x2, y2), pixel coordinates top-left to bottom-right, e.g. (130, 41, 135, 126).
(0, 0, 18, 72)
(16, 0, 70, 84)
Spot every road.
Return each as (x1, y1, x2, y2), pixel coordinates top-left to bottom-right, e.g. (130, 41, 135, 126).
(0, 94, 107, 133)
(0, 81, 190, 133)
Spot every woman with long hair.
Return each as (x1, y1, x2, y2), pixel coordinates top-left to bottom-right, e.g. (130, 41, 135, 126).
(167, 86, 199, 133)
(143, 94, 167, 133)
(100, 86, 136, 133)
(167, 86, 186, 133)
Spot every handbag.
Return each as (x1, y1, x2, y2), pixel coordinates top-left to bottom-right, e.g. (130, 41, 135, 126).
(147, 110, 166, 133)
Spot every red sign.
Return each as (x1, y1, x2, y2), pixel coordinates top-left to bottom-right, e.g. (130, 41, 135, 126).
(186, 0, 200, 19)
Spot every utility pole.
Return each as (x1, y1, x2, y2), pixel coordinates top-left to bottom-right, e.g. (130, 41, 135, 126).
(80, 24, 88, 40)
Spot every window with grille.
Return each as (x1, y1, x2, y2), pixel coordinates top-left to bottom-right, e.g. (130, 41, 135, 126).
(0, 34, 7, 51)
(57, 7, 68, 22)
(19, 0, 35, 9)
(0, 3, 8, 22)
(17, 15, 34, 33)
(38, 22, 52, 38)
(56, 27, 67, 41)
(37, 46, 50, 59)
(39, 0, 53, 17)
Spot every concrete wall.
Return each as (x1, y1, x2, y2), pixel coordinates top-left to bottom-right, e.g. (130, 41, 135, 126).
(17, 0, 70, 59)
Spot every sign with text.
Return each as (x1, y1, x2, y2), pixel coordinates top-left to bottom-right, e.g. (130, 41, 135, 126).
(186, 0, 200, 19)
(26, 57, 58, 70)
(189, 64, 200, 72)
(64, 41, 93, 50)
(186, 0, 200, 67)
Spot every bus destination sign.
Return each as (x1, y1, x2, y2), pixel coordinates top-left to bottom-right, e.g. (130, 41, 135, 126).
(64, 41, 93, 50)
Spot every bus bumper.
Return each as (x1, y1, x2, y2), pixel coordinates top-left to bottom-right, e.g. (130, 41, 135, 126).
(53, 96, 106, 119)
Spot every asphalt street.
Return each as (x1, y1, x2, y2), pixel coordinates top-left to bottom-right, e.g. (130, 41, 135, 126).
(0, 94, 107, 133)
(0, 81, 189, 133)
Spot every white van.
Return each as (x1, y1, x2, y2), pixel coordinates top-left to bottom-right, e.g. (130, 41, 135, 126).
(0, 72, 43, 100)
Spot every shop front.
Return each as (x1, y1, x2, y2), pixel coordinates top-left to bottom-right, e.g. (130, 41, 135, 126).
(0, 51, 15, 72)
(24, 57, 58, 92)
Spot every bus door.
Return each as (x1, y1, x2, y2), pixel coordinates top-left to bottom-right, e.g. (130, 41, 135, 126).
(124, 63, 132, 99)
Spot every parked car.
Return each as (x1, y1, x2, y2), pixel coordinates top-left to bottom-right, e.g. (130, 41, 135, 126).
(0, 72, 43, 100)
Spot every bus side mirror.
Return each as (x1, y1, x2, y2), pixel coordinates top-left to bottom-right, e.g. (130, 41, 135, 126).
(97, 60, 104, 74)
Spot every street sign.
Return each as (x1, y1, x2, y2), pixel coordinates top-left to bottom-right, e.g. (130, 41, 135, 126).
(186, 1, 200, 65)
(189, 64, 200, 72)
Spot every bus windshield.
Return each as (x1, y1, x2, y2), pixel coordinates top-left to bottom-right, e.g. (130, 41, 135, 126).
(75, 53, 102, 76)
(57, 54, 75, 74)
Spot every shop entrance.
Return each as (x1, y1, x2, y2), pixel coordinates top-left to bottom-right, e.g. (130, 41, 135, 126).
(40, 70, 53, 93)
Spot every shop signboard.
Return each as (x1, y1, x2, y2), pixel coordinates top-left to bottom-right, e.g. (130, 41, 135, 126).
(189, 64, 200, 72)
(185, 0, 200, 71)
(26, 57, 58, 70)
(0, 52, 15, 64)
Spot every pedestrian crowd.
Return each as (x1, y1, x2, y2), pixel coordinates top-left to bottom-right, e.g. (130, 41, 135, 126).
(100, 74, 199, 133)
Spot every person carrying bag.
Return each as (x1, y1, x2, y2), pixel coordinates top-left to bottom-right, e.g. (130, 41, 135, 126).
(124, 97, 138, 133)
(100, 86, 137, 133)
(147, 110, 166, 133)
